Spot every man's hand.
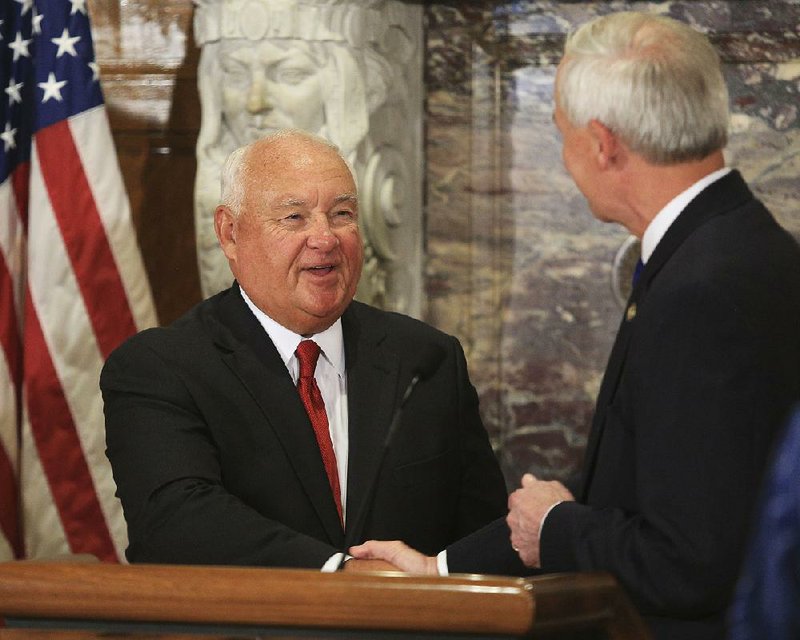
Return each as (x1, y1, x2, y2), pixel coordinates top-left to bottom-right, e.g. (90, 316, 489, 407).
(348, 540, 439, 575)
(507, 473, 574, 568)
(340, 558, 400, 573)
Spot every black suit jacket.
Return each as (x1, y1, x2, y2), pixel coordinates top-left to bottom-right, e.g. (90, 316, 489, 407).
(101, 288, 507, 568)
(448, 171, 800, 639)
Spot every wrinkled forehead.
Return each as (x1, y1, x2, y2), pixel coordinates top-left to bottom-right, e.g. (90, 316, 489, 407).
(268, 191, 359, 215)
(243, 141, 355, 197)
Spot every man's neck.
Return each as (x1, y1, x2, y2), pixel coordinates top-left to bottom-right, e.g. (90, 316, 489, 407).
(622, 151, 726, 238)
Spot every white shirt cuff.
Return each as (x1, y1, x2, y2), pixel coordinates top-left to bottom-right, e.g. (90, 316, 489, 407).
(321, 552, 348, 572)
(436, 549, 448, 576)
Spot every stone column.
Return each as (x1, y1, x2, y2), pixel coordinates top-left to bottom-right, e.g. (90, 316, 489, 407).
(192, 0, 424, 316)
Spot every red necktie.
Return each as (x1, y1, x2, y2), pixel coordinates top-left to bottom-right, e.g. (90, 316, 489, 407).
(295, 340, 343, 524)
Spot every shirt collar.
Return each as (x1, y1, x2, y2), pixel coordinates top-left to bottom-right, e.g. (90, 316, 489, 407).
(640, 167, 731, 263)
(238, 286, 346, 377)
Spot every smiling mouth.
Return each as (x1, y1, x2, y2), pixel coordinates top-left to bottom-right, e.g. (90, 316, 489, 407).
(306, 265, 336, 275)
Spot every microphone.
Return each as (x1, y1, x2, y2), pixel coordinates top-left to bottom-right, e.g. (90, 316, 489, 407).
(386, 343, 446, 443)
(337, 343, 446, 567)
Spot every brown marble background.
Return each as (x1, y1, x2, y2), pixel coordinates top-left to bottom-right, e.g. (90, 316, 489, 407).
(90, 0, 800, 489)
(424, 1, 800, 487)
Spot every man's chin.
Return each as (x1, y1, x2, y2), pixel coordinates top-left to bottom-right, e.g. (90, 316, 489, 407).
(295, 299, 353, 334)
(589, 207, 616, 225)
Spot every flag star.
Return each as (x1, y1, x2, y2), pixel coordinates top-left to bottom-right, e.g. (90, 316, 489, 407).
(38, 72, 67, 103)
(5, 79, 23, 105)
(1, 123, 17, 151)
(14, 0, 33, 16)
(8, 31, 32, 62)
(70, 0, 87, 15)
(52, 27, 81, 58)
(88, 61, 100, 82)
(32, 9, 44, 35)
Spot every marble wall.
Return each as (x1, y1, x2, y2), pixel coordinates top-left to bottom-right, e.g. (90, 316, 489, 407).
(424, 1, 800, 487)
(93, 0, 798, 489)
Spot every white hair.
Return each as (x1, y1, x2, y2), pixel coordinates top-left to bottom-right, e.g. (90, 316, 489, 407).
(558, 11, 729, 164)
(219, 129, 349, 216)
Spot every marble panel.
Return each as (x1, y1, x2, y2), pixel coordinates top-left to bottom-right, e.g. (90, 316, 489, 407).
(424, 1, 800, 487)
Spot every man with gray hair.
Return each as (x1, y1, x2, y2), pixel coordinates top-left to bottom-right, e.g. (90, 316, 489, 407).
(351, 12, 800, 639)
(101, 129, 507, 571)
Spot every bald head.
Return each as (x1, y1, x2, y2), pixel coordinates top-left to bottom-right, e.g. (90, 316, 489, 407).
(220, 129, 353, 217)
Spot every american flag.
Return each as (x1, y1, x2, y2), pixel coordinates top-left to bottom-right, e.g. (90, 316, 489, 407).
(1, 0, 157, 561)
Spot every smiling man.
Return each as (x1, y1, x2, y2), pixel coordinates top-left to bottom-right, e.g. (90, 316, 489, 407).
(100, 130, 507, 569)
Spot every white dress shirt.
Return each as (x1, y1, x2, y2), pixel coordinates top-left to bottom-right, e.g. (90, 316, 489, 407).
(239, 288, 349, 571)
(640, 167, 731, 264)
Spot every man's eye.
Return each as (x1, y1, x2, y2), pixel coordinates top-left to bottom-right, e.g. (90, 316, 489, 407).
(283, 213, 303, 221)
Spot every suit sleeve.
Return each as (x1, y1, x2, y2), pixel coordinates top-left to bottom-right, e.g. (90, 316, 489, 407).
(540, 280, 784, 617)
(438, 336, 523, 575)
(101, 336, 338, 568)
(450, 335, 510, 538)
(446, 517, 532, 576)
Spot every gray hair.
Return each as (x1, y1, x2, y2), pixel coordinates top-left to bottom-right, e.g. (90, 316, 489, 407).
(219, 129, 348, 216)
(558, 11, 729, 164)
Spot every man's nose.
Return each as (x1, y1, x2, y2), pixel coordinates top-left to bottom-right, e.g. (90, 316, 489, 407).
(306, 217, 339, 251)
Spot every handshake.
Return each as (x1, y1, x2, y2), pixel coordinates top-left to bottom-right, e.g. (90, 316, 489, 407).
(345, 473, 574, 575)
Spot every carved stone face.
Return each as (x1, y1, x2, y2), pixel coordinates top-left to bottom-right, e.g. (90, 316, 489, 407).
(219, 39, 326, 146)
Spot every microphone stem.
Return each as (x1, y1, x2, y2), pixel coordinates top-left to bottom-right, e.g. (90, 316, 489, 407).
(338, 373, 423, 566)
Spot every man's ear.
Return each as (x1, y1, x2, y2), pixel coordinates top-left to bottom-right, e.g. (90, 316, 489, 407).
(215, 205, 237, 260)
(587, 119, 620, 170)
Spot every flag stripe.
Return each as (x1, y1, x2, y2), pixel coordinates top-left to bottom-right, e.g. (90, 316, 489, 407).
(23, 291, 116, 561)
(11, 162, 30, 232)
(20, 410, 70, 559)
(0, 436, 21, 558)
(34, 121, 138, 359)
(0, 311, 21, 557)
(0, 531, 12, 560)
(0, 175, 24, 559)
(68, 111, 157, 333)
(0, 247, 22, 394)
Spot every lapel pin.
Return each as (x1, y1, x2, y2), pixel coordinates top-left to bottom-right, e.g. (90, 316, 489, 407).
(626, 303, 637, 322)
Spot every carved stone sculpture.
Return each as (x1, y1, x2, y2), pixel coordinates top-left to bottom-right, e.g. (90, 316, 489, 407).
(193, 0, 423, 315)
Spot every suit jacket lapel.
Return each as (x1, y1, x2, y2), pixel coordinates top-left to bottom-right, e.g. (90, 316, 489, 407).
(639, 170, 752, 289)
(340, 303, 399, 546)
(208, 286, 345, 545)
(580, 171, 753, 500)
(580, 307, 636, 501)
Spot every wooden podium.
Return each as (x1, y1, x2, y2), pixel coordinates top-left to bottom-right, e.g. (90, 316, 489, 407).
(0, 562, 651, 639)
